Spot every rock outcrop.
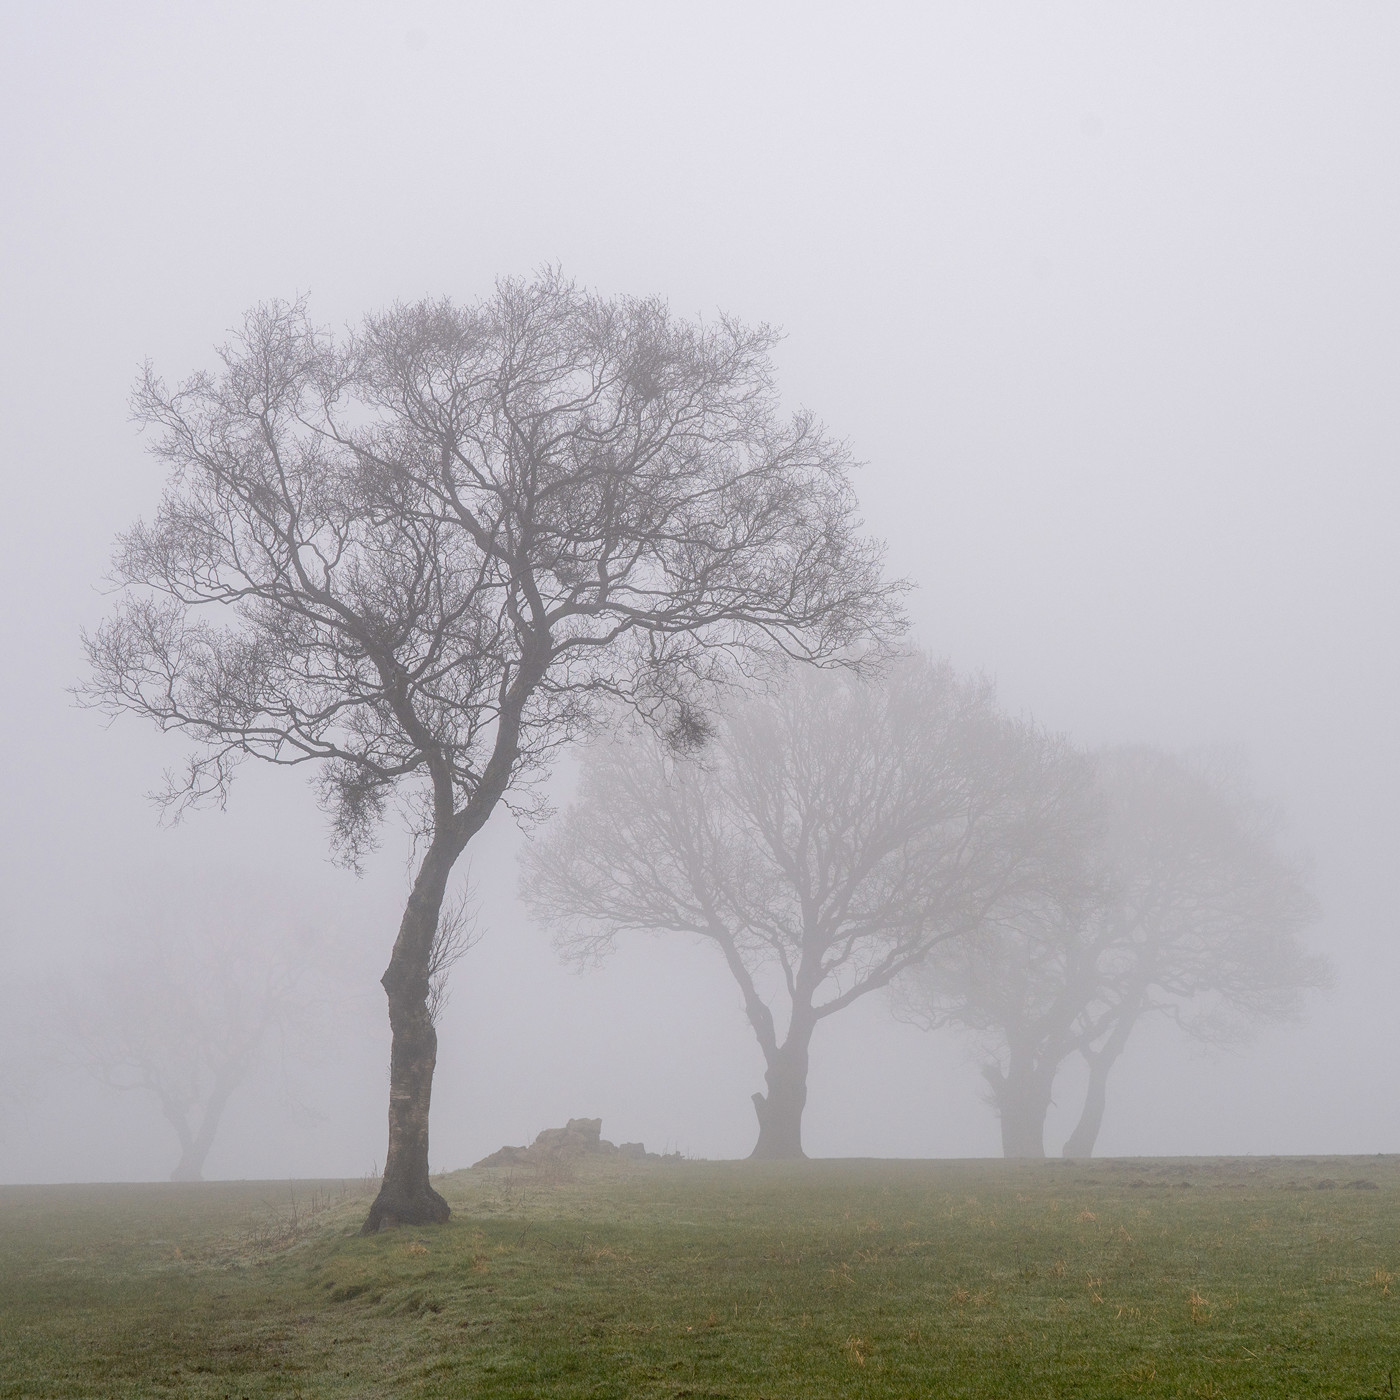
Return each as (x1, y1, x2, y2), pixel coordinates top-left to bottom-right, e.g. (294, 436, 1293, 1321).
(472, 1117, 673, 1168)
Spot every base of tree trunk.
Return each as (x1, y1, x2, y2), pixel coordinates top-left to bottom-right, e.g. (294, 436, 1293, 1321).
(748, 1090, 807, 1160)
(359, 1180, 451, 1234)
(747, 1140, 807, 1161)
(997, 1106, 1050, 1159)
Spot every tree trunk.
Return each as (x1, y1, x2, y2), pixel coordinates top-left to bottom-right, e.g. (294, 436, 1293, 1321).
(986, 1049, 1054, 1159)
(1062, 1020, 1134, 1159)
(1060, 1054, 1111, 1159)
(749, 1030, 812, 1161)
(361, 841, 455, 1233)
(164, 1107, 202, 1183)
(170, 1155, 205, 1183)
(166, 1069, 240, 1182)
(358, 647, 544, 1234)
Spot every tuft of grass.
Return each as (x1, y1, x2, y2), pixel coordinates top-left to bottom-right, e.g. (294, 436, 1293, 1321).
(1, 1155, 1398, 1396)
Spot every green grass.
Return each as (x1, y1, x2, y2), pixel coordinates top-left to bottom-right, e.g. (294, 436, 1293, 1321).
(2, 1156, 1398, 1398)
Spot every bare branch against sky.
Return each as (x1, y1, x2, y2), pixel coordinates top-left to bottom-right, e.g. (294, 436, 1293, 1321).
(80, 276, 902, 1224)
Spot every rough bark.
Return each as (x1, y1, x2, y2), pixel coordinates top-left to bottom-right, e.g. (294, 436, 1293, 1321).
(360, 842, 455, 1232)
(749, 1032, 813, 1160)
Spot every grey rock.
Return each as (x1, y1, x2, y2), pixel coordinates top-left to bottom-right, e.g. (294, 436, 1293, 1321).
(473, 1117, 661, 1169)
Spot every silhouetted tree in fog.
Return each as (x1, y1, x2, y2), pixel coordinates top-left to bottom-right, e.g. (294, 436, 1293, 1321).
(523, 654, 1084, 1158)
(897, 746, 1325, 1158)
(83, 272, 902, 1227)
(60, 923, 324, 1181)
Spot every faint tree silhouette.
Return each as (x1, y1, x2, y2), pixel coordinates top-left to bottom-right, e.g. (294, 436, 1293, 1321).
(524, 654, 1085, 1158)
(897, 746, 1327, 1157)
(60, 910, 333, 1182)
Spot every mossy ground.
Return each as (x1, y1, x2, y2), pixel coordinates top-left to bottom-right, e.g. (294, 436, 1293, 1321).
(2, 1155, 1398, 1397)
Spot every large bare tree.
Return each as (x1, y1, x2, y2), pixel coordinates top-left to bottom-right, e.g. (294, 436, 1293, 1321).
(899, 745, 1326, 1158)
(522, 654, 1087, 1158)
(83, 273, 902, 1228)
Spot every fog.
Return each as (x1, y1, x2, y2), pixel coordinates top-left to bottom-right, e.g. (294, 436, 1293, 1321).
(2, 3, 1397, 1185)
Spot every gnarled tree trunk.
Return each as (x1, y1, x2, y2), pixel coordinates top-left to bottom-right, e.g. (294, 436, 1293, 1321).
(361, 841, 455, 1233)
(749, 1027, 813, 1160)
(985, 1047, 1055, 1159)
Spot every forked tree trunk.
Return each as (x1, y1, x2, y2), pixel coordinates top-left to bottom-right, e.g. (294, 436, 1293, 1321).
(165, 1069, 241, 1182)
(361, 842, 455, 1233)
(1062, 1020, 1133, 1159)
(749, 1029, 813, 1160)
(987, 1049, 1055, 1159)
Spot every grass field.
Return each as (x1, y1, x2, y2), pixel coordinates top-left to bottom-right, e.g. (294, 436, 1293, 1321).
(2, 1155, 1398, 1398)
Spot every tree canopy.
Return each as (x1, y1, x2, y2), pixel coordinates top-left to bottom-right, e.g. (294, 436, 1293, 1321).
(84, 271, 903, 1226)
(524, 654, 1085, 1157)
(898, 745, 1327, 1157)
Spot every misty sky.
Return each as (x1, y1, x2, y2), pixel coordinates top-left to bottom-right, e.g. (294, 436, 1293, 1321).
(2, 3, 1397, 1183)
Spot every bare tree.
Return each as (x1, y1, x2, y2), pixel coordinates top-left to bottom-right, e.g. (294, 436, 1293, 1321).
(523, 654, 1086, 1158)
(59, 921, 326, 1182)
(898, 745, 1327, 1158)
(83, 272, 903, 1227)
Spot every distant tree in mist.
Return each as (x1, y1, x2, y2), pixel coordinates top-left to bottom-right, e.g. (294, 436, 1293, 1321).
(58, 921, 330, 1182)
(897, 746, 1326, 1158)
(522, 654, 1086, 1159)
(82, 272, 902, 1227)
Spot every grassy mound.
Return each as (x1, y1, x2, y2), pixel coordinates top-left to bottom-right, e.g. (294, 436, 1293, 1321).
(2, 1156, 1397, 1397)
